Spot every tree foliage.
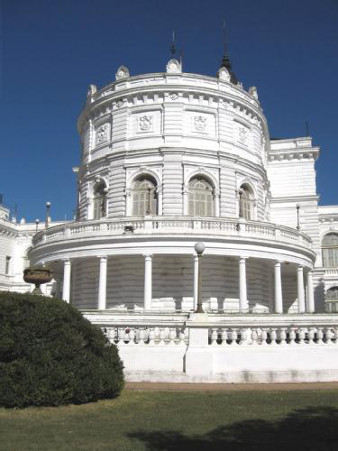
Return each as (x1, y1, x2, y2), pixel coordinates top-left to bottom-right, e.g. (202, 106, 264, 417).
(0, 292, 124, 407)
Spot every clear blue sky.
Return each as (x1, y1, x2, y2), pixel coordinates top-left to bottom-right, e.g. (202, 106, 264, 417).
(1, 0, 337, 222)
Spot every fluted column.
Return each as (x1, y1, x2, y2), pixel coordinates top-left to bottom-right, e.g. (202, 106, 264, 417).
(193, 254, 199, 310)
(215, 192, 220, 217)
(297, 265, 305, 313)
(98, 256, 107, 310)
(239, 257, 248, 312)
(274, 261, 283, 313)
(144, 255, 152, 311)
(306, 270, 315, 313)
(62, 259, 71, 303)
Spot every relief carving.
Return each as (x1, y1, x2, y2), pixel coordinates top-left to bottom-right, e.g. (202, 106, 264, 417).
(96, 124, 109, 144)
(194, 115, 207, 132)
(138, 115, 152, 132)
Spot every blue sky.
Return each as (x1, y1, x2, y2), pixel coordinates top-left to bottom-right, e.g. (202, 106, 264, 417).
(1, 0, 337, 222)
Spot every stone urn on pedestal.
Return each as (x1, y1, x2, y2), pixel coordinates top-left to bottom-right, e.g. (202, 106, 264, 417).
(23, 266, 52, 295)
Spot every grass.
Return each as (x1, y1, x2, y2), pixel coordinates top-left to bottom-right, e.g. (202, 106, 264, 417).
(1, 389, 338, 450)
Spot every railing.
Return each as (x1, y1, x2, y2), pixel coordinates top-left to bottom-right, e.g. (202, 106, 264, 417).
(32, 216, 312, 249)
(208, 326, 338, 346)
(102, 325, 188, 346)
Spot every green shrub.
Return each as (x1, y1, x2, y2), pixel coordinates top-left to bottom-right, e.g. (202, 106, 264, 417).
(0, 292, 124, 408)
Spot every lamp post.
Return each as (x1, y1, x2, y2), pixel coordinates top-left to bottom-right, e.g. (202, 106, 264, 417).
(45, 202, 51, 228)
(296, 204, 300, 230)
(35, 219, 40, 233)
(195, 242, 205, 313)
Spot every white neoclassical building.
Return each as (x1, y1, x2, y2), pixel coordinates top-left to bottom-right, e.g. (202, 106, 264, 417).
(3, 56, 338, 383)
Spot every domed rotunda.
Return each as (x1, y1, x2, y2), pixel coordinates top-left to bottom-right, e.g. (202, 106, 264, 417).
(28, 56, 338, 383)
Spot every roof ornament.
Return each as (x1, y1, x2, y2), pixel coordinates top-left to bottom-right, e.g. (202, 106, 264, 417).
(115, 65, 130, 81)
(249, 86, 259, 101)
(166, 58, 182, 74)
(218, 20, 239, 85)
(170, 30, 177, 58)
(87, 84, 97, 101)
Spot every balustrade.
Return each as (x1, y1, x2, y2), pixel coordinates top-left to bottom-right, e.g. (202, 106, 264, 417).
(102, 325, 188, 346)
(208, 326, 338, 346)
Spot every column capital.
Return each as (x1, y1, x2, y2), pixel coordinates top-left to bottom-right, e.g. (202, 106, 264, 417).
(98, 255, 107, 261)
(274, 260, 283, 265)
(238, 256, 248, 262)
(62, 258, 71, 264)
(143, 254, 153, 259)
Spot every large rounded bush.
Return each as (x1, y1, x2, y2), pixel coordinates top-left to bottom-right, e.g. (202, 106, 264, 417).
(0, 292, 124, 407)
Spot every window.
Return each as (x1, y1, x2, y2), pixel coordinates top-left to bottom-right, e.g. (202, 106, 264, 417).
(93, 181, 107, 220)
(188, 177, 214, 217)
(132, 176, 157, 216)
(5, 256, 11, 275)
(326, 287, 338, 300)
(239, 184, 253, 220)
(322, 233, 338, 268)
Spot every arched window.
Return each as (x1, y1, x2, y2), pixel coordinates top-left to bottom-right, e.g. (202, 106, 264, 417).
(239, 184, 254, 220)
(93, 181, 107, 220)
(132, 175, 157, 216)
(188, 176, 214, 217)
(322, 233, 338, 268)
(326, 287, 338, 300)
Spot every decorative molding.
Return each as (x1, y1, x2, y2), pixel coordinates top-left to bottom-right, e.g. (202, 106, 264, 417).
(115, 65, 130, 81)
(96, 124, 109, 144)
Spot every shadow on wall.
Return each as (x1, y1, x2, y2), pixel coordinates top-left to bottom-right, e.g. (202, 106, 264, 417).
(128, 406, 338, 450)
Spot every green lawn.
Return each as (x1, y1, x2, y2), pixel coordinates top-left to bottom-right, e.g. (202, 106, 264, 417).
(1, 389, 338, 450)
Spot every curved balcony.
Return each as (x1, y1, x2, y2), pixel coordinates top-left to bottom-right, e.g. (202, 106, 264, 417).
(32, 216, 312, 250)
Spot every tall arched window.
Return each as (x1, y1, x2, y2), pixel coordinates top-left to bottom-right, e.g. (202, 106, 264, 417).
(322, 233, 338, 267)
(132, 175, 157, 216)
(239, 184, 253, 220)
(188, 176, 214, 217)
(93, 181, 107, 219)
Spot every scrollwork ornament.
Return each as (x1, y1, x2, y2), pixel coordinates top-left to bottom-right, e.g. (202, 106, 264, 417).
(194, 115, 207, 132)
(138, 115, 152, 132)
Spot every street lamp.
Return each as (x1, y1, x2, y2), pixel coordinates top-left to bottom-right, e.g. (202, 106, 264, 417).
(45, 202, 51, 228)
(35, 219, 40, 233)
(195, 242, 205, 313)
(296, 204, 300, 230)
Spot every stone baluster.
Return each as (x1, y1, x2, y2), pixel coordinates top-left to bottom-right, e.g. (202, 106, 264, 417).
(129, 328, 136, 345)
(159, 328, 166, 345)
(289, 328, 296, 345)
(169, 328, 177, 344)
(308, 327, 315, 344)
(261, 328, 268, 345)
(139, 329, 145, 344)
(326, 328, 334, 345)
(333, 328, 338, 345)
(148, 328, 155, 345)
(317, 327, 324, 344)
(270, 328, 277, 345)
(231, 329, 238, 345)
(299, 328, 306, 345)
(221, 329, 228, 346)
(251, 328, 258, 345)
(279, 328, 287, 345)
(211, 328, 218, 345)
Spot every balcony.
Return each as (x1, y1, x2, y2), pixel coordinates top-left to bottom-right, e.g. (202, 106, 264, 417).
(32, 216, 312, 250)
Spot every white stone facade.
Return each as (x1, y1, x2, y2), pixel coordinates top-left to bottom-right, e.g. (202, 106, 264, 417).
(3, 59, 338, 383)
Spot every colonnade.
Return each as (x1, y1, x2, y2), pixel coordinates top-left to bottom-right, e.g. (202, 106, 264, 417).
(60, 256, 315, 313)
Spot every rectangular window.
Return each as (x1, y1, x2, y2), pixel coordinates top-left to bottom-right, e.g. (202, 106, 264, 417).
(5, 256, 11, 275)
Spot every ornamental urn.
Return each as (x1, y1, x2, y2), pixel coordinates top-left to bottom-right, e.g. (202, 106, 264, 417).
(23, 266, 52, 295)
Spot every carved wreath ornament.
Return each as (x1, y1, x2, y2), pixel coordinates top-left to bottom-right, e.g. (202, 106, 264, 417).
(139, 115, 152, 132)
(194, 115, 207, 132)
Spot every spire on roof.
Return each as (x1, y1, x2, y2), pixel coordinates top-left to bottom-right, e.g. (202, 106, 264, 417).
(219, 20, 238, 85)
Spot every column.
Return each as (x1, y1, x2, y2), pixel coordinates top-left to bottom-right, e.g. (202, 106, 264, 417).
(62, 259, 71, 303)
(297, 265, 305, 313)
(239, 257, 248, 312)
(274, 261, 283, 313)
(193, 255, 199, 310)
(144, 255, 152, 311)
(157, 190, 163, 215)
(306, 270, 315, 313)
(215, 192, 220, 217)
(98, 256, 107, 310)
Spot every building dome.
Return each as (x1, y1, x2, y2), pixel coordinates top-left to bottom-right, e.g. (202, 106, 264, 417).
(29, 59, 316, 316)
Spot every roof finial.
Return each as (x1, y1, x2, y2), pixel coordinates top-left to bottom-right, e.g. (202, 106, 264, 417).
(170, 30, 177, 57)
(223, 19, 228, 56)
